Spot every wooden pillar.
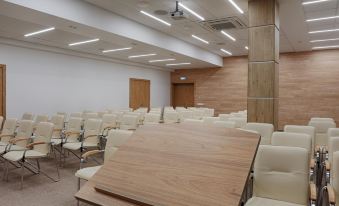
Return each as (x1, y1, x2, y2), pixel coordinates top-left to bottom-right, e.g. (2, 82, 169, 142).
(248, 0, 279, 129)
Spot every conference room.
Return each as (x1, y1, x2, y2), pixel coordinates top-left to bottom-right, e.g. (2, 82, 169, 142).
(0, 0, 338, 205)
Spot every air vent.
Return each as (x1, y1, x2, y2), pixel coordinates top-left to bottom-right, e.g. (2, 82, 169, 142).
(200, 17, 247, 32)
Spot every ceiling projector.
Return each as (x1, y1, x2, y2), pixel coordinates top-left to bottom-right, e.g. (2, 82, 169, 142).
(170, 1, 187, 20)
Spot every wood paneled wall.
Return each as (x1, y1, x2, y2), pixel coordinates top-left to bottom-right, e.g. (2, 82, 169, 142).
(171, 50, 339, 129)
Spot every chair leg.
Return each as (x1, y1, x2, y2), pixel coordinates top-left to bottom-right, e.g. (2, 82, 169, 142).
(21, 161, 25, 189)
(3, 160, 8, 181)
(53, 149, 60, 181)
(77, 177, 81, 206)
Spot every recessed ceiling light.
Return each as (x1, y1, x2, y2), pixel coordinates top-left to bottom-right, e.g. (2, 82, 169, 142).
(220, 49, 232, 55)
(310, 38, 339, 43)
(192, 34, 209, 44)
(221, 30, 236, 41)
(102, 47, 132, 53)
(312, 45, 339, 49)
(228, 0, 244, 14)
(166, 63, 191, 66)
(302, 0, 331, 5)
(309, 28, 339, 34)
(128, 53, 157, 58)
(140, 10, 171, 26)
(149, 59, 176, 63)
(306, 16, 339, 22)
(178, 2, 205, 21)
(24, 27, 55, 37)
(245, 46, 249, 50)
(68, 38, 100, 46)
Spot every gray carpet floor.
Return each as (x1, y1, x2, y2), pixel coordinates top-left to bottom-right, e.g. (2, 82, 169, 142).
(0, 151, 97, 206)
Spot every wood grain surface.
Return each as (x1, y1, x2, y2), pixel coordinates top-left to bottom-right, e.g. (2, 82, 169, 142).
(75, 124, 260, 206)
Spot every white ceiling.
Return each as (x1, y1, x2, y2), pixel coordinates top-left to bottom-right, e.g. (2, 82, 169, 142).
(0, 0, 338, 69)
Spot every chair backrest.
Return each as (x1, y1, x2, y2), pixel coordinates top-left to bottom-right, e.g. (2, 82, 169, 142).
(192, 109, 204, 120)
(0, 116, 3, 130)
(228, 117, 247, 128)
(271, 132, 312, 160)
(178, 111, 193, 122)
(101, 114, 117, 133)
(163, 112, 179, 123)
(328, 137, 339, 165)
(332, 151, 339, 201)
(15, 120, 34, 147)
(218, 114, 231, 121)
(22, 112, 34, 120)
(253, 145, 309, 205)
(83, 113, 99, 122)
(0, 118, 18, 143)
(33, 122, 54, 154)
(50, 115, 65, 138)
(70, 112, 82, 118)
(244, 123, 274, 145)
(66, 117, 82, 142)
(214, 121, 236, 128)
(34, 115, 49, 127)
(104, 130, 133, 163)
(202, 117, 220, 125)
(83, 119, 102, 144)
(308, 120, 336, 146)
(97, 111, 107, 118)
(120, 115, 139, 130)
(56, 112, 67, 119)
(310, 117, 335, 122)
(144, 113, 161, 124)
(284, 125, 315, 155)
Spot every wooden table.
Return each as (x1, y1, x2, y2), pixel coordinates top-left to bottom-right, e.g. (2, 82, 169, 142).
(75, 123, 260, 206)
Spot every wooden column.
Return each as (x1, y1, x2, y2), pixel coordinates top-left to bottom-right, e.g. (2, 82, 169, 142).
(248, 0, 279, 129)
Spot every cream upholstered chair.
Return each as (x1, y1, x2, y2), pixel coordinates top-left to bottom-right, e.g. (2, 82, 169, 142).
(63, 119, 102, 159)
(325, 151, 339, 205)
(284, 125, 316, 156)
(202, 117, 220, 125)
(245, 145, 315, 206)
(271, 132, 312, 160)
(214, 121, 236, 128)
(243, 123, 274, 145)
(83, 113, 99, 122)
(21, 112, 34, 120)
(325, 137, 339, 183)
(119, 115, 139, 130)
(3, 122, 58, 189)
(178, 110, 194, 122)
(229, 117, 247, 128)
(191, 109, 204, 120)
(163, 111, 179, 123)
(75, 130, 133, 189)
(219, 114, 231, 121)
(101, 114, 117, 135)
(0, 120, 33, 155)
(310, 117, 335, 122)
(143, 113, 161, 125)
(183, 119, 204, 124)
(204, 108, 214, 117)
(70, 112, 82, 118)
(33, 115, 49, 130)
(50, 115, 65, 146)
(0, 118, 18, 146)
(308, 120, 336, 147)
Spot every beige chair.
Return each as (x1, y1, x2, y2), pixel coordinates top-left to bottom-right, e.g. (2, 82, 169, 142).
(163, 111, 179, 123)
(183, 119, 203, 124)
(21, 112, 34, 120)
(310, 117, 335, 122)
(50, 115, 65, 146)
(178, 110, 194, 122)
(101, 114, 117, 135)
(0, 120, 34, 155)
(202, 117, 220, 125)
(284, 125, 316, 156)
(218, 114, 231, 121)
(119, 115, 139, 130)
(33, 115, 49, 130)
(143, 113, 161, 125)
(214, 121, 236, 128)
(191, 109, 204, 120)
(0, 118, 18, 146)
(243, 123, 274, 145)
(70, 112, 82, 118)
(75, 130, 133, 189)
(325, 137, 339, 183)
(229, 117, 247, 128)
(325, 151, 339, 205)
(63, 119, 102, 159)
(83, 113, 99, 122)
(3, 122, 58, 189)
(308, 120, 336, 147)
(271, 132, 312, 160)
(245, 145, 315, 206)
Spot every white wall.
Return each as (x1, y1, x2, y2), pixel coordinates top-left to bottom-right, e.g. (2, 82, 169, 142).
(0, 43, 171, 118)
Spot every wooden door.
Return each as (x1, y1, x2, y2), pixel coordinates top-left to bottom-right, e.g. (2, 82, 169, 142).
(129, 78, 150, 110)
(172, 83, 194, 108)
(0, 65, 5, 118)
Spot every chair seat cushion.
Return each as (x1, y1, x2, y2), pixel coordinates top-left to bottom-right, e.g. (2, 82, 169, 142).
(0, 145, 24, 154)
(3, 150, 47, 161)
(51, 138, 64, 145)
(245, 197, 305, 206)
(75, 166, 102, 180)
(63, 142, 98, 150)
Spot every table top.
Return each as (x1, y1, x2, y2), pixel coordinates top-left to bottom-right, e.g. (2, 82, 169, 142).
(75, 123, 260, 206)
